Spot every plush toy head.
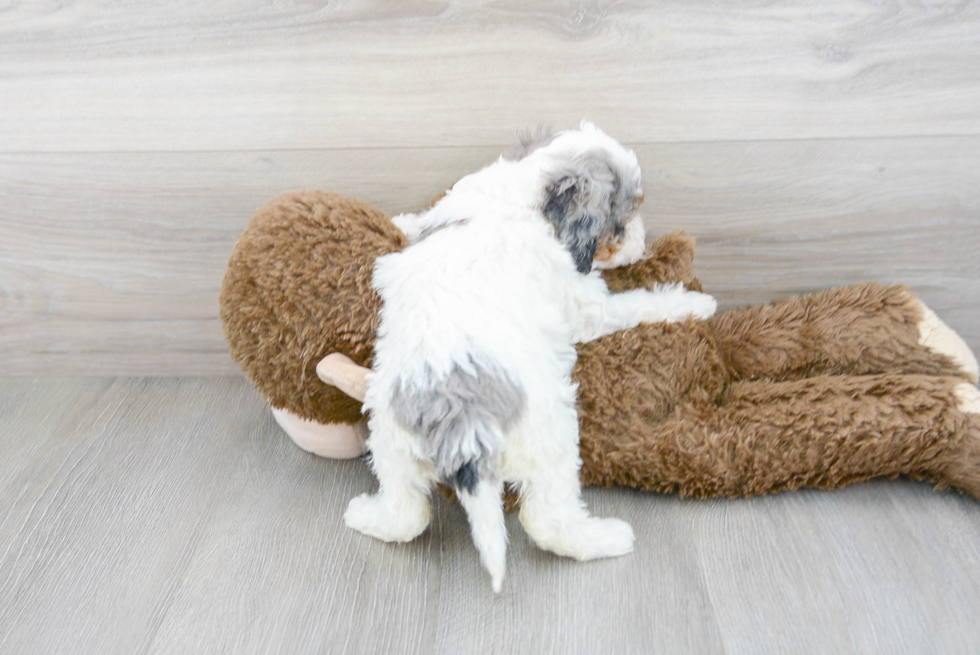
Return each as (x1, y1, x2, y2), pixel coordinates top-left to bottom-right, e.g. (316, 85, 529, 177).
(222, 190, 980, 502)
(220, 191, 403, 426)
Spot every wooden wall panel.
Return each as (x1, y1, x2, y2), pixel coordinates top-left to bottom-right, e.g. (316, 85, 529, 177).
(2, 1, 980, 152)
(2, 137, 976, 374)
(1, 0, 977, 374)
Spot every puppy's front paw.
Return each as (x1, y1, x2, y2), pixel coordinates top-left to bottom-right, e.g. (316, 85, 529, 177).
(640, 286, 717, 324)
(344, 492, 430, 543)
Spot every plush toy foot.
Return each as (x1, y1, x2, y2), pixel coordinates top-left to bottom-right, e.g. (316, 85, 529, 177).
(955, 382, 980, 415)
(316, 353, 370, 401)
(271, 406, 367, 459)
(344, 492, 431, 542)
(523, 515, 635, 561)
(916, 299, 979, 384)
(943, 382, 980, 500)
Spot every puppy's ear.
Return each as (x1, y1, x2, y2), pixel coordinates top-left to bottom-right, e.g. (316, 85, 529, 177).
(543, 158, 617, 273)
(561, 214, 603, 273)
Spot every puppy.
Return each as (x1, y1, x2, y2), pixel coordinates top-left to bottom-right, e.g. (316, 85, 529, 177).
(346, 121, 716, 592)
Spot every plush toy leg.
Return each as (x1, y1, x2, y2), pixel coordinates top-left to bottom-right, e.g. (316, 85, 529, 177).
(946, 383, 980, 497)
(582, 373, 980, 500)
(709, 282, 978, 383)
(916, 301, 979, 384)
(271, 406, 367, 459)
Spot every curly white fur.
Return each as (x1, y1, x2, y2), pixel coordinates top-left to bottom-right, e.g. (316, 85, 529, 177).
(346, 121, 717, 593)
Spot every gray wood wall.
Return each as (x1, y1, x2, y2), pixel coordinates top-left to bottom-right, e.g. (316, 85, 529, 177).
(2, 1, 978, 375)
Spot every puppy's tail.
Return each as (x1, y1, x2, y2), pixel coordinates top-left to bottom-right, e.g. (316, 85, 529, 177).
(390, 358, 524, 593)
(455, 468, 508, 593)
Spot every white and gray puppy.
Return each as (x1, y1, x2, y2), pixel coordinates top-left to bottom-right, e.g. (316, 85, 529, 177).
(347, 121, 716, 592)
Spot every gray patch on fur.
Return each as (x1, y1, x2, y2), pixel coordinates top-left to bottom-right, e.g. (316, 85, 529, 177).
(562, 214, 603, 273)
(502, 126, 556, 161)
(390, 358, 525, 492)
(542, 148, 639, 272)
(453, 461, 480, 494)
(416, 218, 471, 242)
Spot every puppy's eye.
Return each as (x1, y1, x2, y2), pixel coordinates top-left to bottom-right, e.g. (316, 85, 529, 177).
(613, 223, 626, 238)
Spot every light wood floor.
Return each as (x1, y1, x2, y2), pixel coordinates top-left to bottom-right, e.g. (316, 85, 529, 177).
(1, 377, 979, 654)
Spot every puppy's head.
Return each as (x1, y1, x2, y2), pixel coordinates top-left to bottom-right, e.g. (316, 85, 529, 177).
(525, 121, 645, 273)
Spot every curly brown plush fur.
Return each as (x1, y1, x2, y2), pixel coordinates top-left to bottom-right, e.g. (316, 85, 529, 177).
(221, 190, 980, 500)
(221, 191, 401, 425)
(575, 305, 977, 497)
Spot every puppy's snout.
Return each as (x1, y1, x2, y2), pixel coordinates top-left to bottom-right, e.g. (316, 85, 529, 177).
(592, 213, 646, 270)
(593, 241, 622, 266)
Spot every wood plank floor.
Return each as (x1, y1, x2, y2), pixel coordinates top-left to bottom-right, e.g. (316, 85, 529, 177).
(1, 377, 980, 654)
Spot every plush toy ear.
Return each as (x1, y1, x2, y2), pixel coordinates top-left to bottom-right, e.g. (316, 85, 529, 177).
(316, 353, 370, 401)
(543, 157, 618, 273)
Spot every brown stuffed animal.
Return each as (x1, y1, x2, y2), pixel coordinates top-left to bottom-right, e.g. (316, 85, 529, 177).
(220, 190, 980, 500)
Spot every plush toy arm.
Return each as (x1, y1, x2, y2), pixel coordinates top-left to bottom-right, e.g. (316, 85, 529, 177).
(601, 231, 702, 294)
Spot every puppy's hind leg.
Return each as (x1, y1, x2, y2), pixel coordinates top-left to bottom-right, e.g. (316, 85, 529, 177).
(456, 471, 508, 593)
(344, 412, 436, 543)
(510, 396, 635, 561)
